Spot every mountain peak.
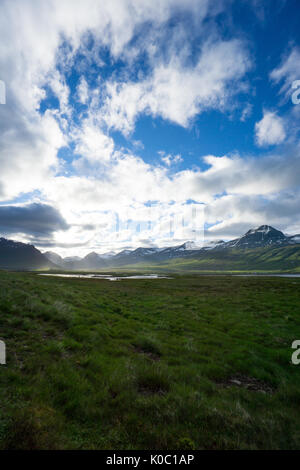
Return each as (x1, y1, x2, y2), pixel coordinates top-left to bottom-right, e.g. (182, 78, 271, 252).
(0, 237, 56, 269)
(44, 251, 64, 266)
(84, 251, 101, 260)
(246, 225, 285, 237)
(233, 225, 285, 248)
(250, 225, 283, 234)
(181, 241, 203, 250)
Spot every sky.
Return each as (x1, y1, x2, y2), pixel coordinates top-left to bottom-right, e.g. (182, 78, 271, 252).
(0, 0, 300, 256)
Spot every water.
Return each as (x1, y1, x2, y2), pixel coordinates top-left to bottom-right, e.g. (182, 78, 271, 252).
(234, 274, 300, 278)
(39, 273, 171, 281)
(39, 273, 300, 280)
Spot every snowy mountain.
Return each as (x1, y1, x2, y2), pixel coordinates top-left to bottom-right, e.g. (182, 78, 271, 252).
(225, 225, 287, 248)
(12, 225, 300, 271)
(202, 240, 225, 250)
(181, 241, 204, 250)
(107, 225, 300, 265)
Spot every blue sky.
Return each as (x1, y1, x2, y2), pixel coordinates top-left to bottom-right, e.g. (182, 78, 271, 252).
(0, 0, 300, 255)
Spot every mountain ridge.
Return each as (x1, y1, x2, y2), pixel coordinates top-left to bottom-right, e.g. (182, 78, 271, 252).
(0, 238, 57, 270)
(1, 225, 300, 271)
(43, 224, 300, 269)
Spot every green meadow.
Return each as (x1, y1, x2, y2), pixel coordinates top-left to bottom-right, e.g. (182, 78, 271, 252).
(0, 271, 300, 449)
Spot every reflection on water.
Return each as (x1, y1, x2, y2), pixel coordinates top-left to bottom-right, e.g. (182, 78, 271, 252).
(39, 273, 171, 281)
(39, 273, 300, 281)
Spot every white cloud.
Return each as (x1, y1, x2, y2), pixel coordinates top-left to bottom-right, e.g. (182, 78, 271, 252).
(160, 152, 183, 167)
(102, 39, 251, 134)
(255, 111, 286, 147)
(36, 143, 300, 252)
(0, 109, 65, 200)
(270, 47, 300, 97)
(1, 1, 299, 254)
(73, 119, 115, 164)
(240, 102, 253, 122)
(49, 70, 71, 115)
(77, 77, 89, 104)
(204, 188, 300, 242)
(0, 0, 228, 202)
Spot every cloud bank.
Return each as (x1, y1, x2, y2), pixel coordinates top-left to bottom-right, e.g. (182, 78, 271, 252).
(0, 0, 299, 255)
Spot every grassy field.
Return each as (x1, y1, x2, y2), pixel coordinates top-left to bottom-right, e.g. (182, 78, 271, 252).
(0, 270, 300, 450)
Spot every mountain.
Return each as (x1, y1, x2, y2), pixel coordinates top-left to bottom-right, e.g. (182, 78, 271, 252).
(0, 238, 57, 270)
(288, 235, 300, 244)
(79, 252, 108, 270)
(59, 252, 108, 270)
(44, 250, 109, 270)
(107, 247, 160, 266)
(114, 249, 132, 257)
(45, 226, 295, 268)
(202, 240, 225, 250)
(99, 251, 116, 259)
(160, 244, 300, 272)
(3, 225, 300, 272)
(225, 225, 287, 248)
(44, 251, 64, 267)
(107, 225, 300, 269)
(64, 256, 81, 262)
(181, 241, 205, 250)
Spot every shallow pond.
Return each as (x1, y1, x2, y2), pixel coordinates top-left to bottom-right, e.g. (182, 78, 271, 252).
(39, 273, 171, 281)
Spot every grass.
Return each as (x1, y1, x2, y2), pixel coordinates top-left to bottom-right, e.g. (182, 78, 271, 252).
(0, 270, 300, 449)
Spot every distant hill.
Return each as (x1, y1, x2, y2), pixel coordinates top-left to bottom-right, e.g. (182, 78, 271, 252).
(0, 238, 57, 270)
(74, 252, 108, 270)
(44, 251, 64, 267)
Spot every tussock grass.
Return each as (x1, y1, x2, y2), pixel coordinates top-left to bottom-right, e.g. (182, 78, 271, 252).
(132, 336, 162, 360)
(0, 271, 300, 449)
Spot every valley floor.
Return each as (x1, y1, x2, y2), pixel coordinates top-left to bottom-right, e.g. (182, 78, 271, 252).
(0, 271, 300, 449)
